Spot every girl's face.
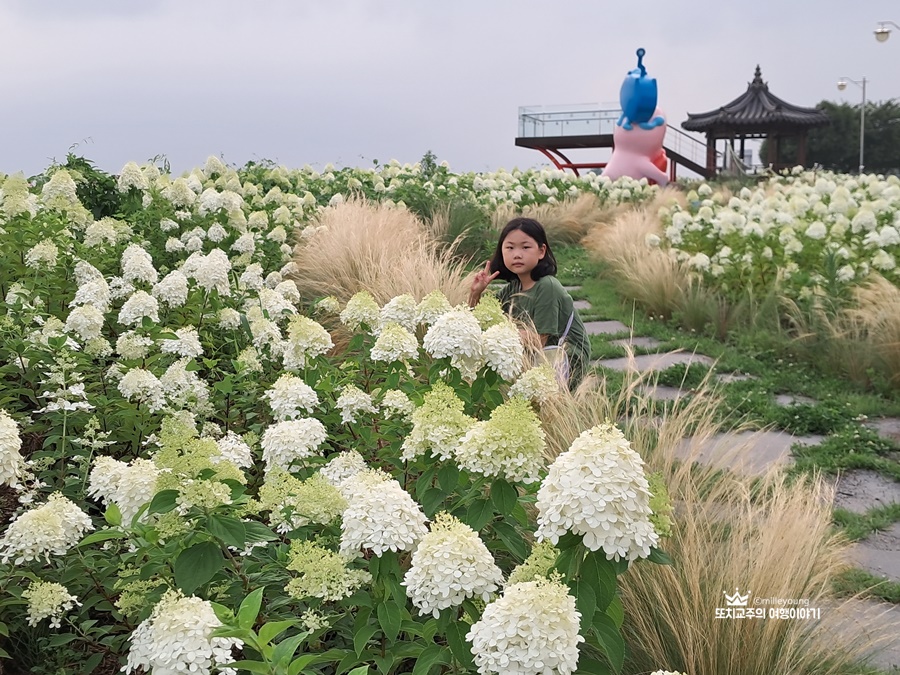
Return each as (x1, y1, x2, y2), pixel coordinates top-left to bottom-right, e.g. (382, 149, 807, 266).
(501, 229, 546, 278)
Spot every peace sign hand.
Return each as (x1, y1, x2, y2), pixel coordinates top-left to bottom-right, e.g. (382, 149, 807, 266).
(471, 259, 500, 295)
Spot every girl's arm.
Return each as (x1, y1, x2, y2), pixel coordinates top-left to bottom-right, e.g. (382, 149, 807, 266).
(469, 260, 499, 307)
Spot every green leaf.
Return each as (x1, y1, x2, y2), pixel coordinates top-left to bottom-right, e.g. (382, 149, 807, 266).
(147, 489, 179, 515)
(271, 632, 310, 666)
(584, 551, 617, 612)
(647, 547, 673, 565)
(412, 645, 450, 675)
(206, 514, 247, 549)
(471, 378, 486, 403)
(491, 521, 528, 561)
(377, 600, 403, 644)
(78, 529, 126, 547)
(605, 595, 624, 629)
(81, 651, 104, 674)
(437, 463, 459, 492)
(466, 498, 494, 531)
(237, 587, 265, 631)
(575, 656, 614, 674)
(445, 621, 474, 670)
(243, 521, 278, 543)
(591, 611, 625, 674)
(575, 579, 597, 631)
(421, 487, 445, 518)
(490, 478, 518, 516)
(354, 622, 378, 656)
(347, 666, 371, 675)
(47, 633, 78, 647)
(174, 541, 225, 594)
(415, 465, 438, 501)
(556, 532, 582, 551)
(258, 619, 296, 645)
(104, 503, 122, 526)
(221, 660, 271, 674)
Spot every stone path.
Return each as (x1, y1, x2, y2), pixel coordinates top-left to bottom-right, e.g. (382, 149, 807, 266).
(580, 307, 900, 672)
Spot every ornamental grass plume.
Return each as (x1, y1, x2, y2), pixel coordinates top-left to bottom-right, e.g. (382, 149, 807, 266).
(466, 575, 583, 675)
(0, 493, 93, 564)
(124, 589, 242, 675)
(290, 197, 470, 305)
(535, 362, 892, 675)
(491, 191, 625, 245)
(402, 512, 503, 618)
(340, 469, 427, 557)
(535, 422, 659, 562)
(400, 381, 475, 462)
(455, 396, 545, 484)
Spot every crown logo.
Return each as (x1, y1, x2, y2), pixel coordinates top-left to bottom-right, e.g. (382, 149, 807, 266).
(723, 587, 751, 607)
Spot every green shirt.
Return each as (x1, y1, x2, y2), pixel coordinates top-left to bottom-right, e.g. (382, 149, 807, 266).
(496, 276, 591, 385)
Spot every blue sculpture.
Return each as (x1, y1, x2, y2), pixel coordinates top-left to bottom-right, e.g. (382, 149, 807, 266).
(618, 48, 664, 131)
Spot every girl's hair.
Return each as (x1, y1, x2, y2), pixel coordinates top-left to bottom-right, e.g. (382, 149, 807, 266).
(489, 217, 558, 281)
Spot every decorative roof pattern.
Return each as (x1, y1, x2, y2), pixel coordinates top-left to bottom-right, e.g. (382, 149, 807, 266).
(682, 66, 830, 133)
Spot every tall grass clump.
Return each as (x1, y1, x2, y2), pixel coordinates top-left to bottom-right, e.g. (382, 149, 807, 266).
(291, 197, 471, 305)
(492, 193, 629, 246)
(537, 365, 893, 675)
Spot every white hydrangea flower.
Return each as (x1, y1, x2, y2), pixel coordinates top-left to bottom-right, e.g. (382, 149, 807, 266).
(0, 493, 93, 564)
(23, 580, 80, 628)
(340, 291, 380, 331)
(508, 364, 560, 404)
(231, 232, 256, 255)
(536, 422, 659, 562)
(159, 359, 211, 411)
(318, 451, 368, 493)
(467, 576, 583, 675)
(282, 315, 334, 370)
(0, 409, 25, 488)
(261, 418, 327, 473)
(370, 322, 419, 362)
(211, 431, 253, 468)
(403, 512, 503, 618)
(400, 382, 475, 461)
(116, 331, 154, 360)
(118, 368, 166, 412)
(40, 170, 80, 208)
(118, 290, 160, 327)
(152, 270, 189, 307)
(88, 456, 160, 524)
(315, 296, 341, 315)
(259, 470, 346, 534)
(274, 280, 300, 305)
(381, 389, 415, 420)
(481, 321, 524, 381)
(252, 287, 296, 321)
(424, 307, 484, 379)
(340, 469, 428, 557)
(160, 326, 204, 359)
(218, 308, 242, 330)
(121, 244, 159, 285)
(285, 539, 371, 601)
(264, 374, 319, 420)
(24, 240, 59, 270)
(650, 671, 687, 675)
(117, 162, 149, 192)
(181, 248, 232, 297)
(455, 397, 545, 483)
(379, 294, 418, 332)
(83, 219, 119, 248)
(336, 385, 377, 424)
(124, 590, 242, 675)
(64, 304, 105, 341)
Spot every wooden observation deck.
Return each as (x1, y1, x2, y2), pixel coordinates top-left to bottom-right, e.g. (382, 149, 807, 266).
(515, 104, 717, 179)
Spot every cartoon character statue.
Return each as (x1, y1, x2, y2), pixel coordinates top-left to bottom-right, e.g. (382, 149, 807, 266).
(603, 48, 669, 186)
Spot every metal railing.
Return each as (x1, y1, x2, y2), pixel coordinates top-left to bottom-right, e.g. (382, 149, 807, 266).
(664, 125, 715, 167)
(518, 104, 621, 138)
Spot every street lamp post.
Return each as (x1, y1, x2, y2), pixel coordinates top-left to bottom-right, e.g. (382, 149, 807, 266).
(837, 77, 867, 173)
(874, 20, 900, 42)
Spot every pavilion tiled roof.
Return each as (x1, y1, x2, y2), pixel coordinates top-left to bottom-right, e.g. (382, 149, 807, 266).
(682, 66, 830, 134)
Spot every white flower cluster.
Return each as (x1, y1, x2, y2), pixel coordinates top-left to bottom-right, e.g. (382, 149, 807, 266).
(264, 373, 319, 420)
(400, 382, 475, 461)
(0, 408, 25, 487)
(467, 576, 583, 675)
(481, 321, 524, 381)
(415, 289, 452, 326)
(124, 589, 242, 675)
(455, 397, 545, 483)
(508, 364, 561, 404)
(380, 389, 415, 419)
(423, 307, 484, 380)
(261, 418, 327, 472)
(282, 314, 334, 369)
(403, 512, 503, 618)
(536, 423, 659, 562)
(121, 243, 159, 284)
(318, 450, 368, 493)
(650, 671, 687, 675)
(340, 469, 427, 556)
(88, 456, 160, 524)
(160, 326, 204, 359)
(118, 368, 166, 412)
(370, 322, 419, 362)
(340, 290, 380, 329)
(379, 293, 417, 332)
(23, 580, 80, 628)
(182, 248, 232, 296)
(118, 290, 160, 326)
(212, 431, 253, 468)
(336, 384, 377, 424)
(0, 493, 93, 564)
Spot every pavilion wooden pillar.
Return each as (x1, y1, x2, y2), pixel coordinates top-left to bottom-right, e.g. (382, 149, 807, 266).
(766, 134, 777, 167)
(706, 135, 717, 177)
(797, 132, 808, 166)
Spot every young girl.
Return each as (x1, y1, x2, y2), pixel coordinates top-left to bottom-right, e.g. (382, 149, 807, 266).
(469, 217, 591, 389)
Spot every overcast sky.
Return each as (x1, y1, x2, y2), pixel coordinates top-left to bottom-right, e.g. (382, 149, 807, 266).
(1, 0, 897, 177)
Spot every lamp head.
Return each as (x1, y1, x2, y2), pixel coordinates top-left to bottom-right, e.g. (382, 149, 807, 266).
(875, 24, 891, 42)
(837, 79, 848, 91)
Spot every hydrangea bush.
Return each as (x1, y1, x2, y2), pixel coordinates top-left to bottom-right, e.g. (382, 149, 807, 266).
(0, 157, 670, 674)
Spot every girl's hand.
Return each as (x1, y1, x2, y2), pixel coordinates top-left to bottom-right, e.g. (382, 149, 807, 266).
(470, 259, 499, 295)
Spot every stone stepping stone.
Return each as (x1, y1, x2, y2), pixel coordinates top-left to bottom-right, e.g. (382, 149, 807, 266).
(716, 372, 757, 383)
(610, 336, 662, 350)
(673, 430, 825, 476)
(774, 393, 817, 407)
(573, 299, 591, 310)
(864, 417, 900, 444)
(833, 470, 900, 514)
(584, 320, 631, 335)
(595, 351, 715, 373)
(817, 599, 900, 672)
(847, 523, 900, 583)
(638, 384, 688, 401)
(562, 285, 582, 292)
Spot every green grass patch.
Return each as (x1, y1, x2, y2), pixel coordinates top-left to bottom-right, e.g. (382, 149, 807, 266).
(833, 503, 900, 541)
(832, 567, 900, 604)
(789, 425, 900, 480)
